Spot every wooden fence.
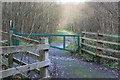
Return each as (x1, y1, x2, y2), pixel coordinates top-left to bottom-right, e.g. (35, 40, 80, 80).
(0, 30, 50, 79)
(81, 32, 120, 61)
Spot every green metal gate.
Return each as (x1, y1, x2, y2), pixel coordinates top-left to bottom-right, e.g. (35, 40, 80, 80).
(10, 21, 80, 53)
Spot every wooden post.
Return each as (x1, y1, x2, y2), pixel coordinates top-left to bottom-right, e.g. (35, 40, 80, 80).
(8, 30, 13, 67)
(39, 37, 49, 78)
(96, 33, 103, 64)
(81, 33, 86, 53)
(77, 36, 80, 52)
(0, 48, 2, 71)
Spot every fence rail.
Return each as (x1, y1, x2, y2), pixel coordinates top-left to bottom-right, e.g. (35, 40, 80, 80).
(81, 43, 120, 53)
(81, 31, 120, 61)
(1, 44, 49, 55)
(1, 60, 50, 78)
(81, 37, 120, 45)
(82, 32, 120, 38)
(1, 30, 50, 79)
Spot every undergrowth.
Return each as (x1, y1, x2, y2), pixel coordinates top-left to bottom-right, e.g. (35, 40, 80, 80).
(67, 40, 120, 68)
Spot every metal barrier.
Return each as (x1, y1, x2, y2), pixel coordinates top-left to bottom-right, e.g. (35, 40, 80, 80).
(16, 33, 80, 53)
(9, 20, 80, 53)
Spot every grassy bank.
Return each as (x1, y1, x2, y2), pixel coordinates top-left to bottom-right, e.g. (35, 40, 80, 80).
(57, 29, 76, 35)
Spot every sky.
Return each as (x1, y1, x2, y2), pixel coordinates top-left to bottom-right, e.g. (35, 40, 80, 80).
(55, 0, 119, 4)
(56, 0, 86, 4)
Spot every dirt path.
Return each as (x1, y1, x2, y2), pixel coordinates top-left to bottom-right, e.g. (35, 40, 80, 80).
(49, 43, 119, 78)
(49, 31, 119, 78)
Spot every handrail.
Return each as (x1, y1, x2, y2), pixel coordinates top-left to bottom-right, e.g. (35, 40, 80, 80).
(1, 44, 49, 55)
(12, 34, 40, 44)
(82, 32, 120, 38)
(16, 33, 80, 37)
(1, 31, 80, 37)
(1, 31, 40, 44)
(81, 37, 120, 45)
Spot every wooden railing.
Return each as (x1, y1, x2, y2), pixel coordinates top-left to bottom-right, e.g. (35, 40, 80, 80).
(81, 32, 120, 61)
(0, 30, 50, 79)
